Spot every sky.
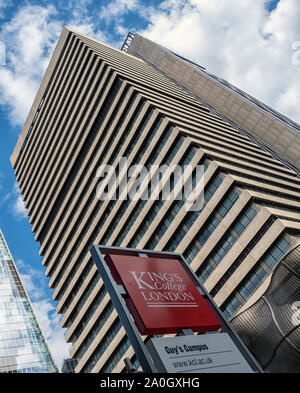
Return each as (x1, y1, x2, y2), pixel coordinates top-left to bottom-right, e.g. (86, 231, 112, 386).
(0, 0, 299, 371)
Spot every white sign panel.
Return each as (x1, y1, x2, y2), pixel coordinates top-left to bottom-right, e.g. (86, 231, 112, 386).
(146, 333, 254, 373)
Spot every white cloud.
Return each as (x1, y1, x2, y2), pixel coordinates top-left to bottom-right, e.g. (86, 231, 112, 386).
(32, 298, 71, 371)
(0, 173, 12, 208)
(0, 0, 298, 372)
(99, 0, 139, 22)
(68, 22, 108, 43)
(0, 180, 26, 216)
(0, 4, 111, 127)
(65, 0, 109, 42)
(138, 0, 300, 124)
(0, 5, 62, 126)
(0, 0, 11, 19)
(15, 259, 70, 371)
(1, 1, 299, 128)
(15, 258, 46, 300)
(11, 182, 27, 220)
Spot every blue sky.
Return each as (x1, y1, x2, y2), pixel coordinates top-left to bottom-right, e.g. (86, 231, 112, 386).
(0, 0, 298, 370)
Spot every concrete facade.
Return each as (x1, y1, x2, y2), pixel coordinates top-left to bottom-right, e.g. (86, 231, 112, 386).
(128, 33, 300, 172)
(10, 28, 300, 373)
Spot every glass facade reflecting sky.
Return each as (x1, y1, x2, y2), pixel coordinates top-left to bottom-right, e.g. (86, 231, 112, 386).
(0, 230, 58, 373)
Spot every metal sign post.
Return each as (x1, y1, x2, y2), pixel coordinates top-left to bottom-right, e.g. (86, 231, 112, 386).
(90, 245, 263, 373)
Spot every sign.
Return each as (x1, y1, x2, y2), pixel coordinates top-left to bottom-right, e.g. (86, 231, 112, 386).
(91, 246, 263, 373)
(105, 254, 221, 335)
(146, 333, 254, 373)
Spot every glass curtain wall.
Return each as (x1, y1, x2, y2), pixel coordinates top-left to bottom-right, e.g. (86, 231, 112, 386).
(0, 231, 58, 373)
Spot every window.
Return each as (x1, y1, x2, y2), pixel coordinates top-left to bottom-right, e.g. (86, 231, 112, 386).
(197, 205, 258, 283)
(184, 186, 238, 264)
(221, 236, 291, 319)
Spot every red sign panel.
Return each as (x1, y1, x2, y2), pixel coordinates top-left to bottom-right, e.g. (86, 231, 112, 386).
(106, 254, 221, 335)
